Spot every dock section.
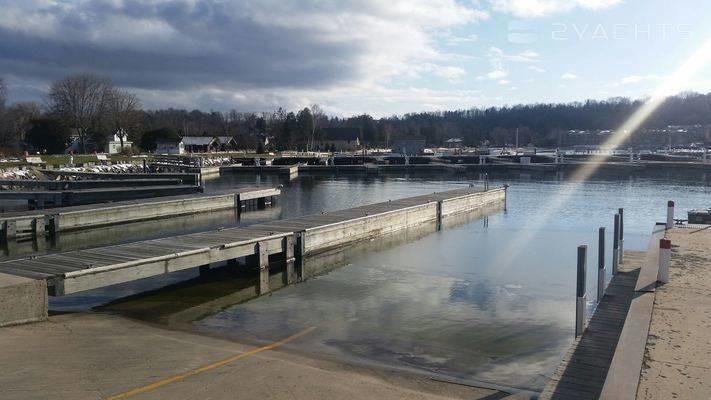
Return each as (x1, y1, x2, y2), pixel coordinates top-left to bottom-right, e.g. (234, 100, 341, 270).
(0, 187, 505, 299)
(0, 187, 280, 241)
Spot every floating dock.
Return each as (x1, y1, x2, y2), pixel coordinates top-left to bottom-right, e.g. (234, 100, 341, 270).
(0, 185, 201, 209)
(0, 187, 505, 299)
(0, 187, 280, 241)
(540, 224, 666, 400)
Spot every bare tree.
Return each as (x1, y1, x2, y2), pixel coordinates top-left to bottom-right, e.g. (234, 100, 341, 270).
(49, 73, 114, 153)
(107, 89, 141, 150)
(0, 77, 6, 111)
(0, 102, 40, 148)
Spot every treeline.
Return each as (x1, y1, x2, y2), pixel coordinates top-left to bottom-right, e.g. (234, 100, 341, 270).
(1, 73, 710, 154)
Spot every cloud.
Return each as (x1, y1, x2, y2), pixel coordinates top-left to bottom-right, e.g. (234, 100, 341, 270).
(490, 0, 622, 18)
(528, 65, 546, 73)
(614, 74, 661, 86)
(561, 72, 579, 80)
(0, 0, 487, 111)
(477, 69, 508, 81)
(477, 47, 539, 82)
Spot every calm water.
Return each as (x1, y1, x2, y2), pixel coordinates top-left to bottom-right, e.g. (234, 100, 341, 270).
(48, 169, 710, 391)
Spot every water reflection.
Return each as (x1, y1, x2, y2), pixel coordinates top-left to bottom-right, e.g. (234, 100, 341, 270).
(39, 168, 711, 392)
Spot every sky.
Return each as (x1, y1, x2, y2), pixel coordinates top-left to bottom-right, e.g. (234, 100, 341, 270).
(0, 0, 710, 117)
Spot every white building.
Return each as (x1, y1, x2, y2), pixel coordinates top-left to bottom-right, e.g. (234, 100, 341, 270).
(105, 129, 133, 154)
(155, 139, 185, 155)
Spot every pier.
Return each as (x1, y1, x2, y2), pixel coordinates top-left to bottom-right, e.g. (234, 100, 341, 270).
(540, 223, 667, 399)
(0, 187, 505, 323)
(0, 187, 280, 241)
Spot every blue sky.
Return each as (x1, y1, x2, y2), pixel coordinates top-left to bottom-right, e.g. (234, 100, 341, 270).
(1, 0, 709, 116)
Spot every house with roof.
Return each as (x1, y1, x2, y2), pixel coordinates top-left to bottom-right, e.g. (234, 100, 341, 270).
(65, 129, 132, 154)
(316, 127, 361, 152)
(392, 139, 426, 155)
(444, 138, 463, 149)
(155, 138, 185, 155)
(216, 136, 238, 151)
(105, 129, 133, 154)
(182, 136, 219, 153)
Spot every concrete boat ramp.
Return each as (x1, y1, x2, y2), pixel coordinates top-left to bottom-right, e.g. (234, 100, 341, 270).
(0, 187, 505, 325)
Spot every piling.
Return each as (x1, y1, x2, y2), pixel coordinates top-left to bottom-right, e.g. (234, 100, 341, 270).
(666, 201, 675, 229)
(618, 208, 624, 264)
(576, 245, 587, 337)
(612, 214, 620, 275)
(284, 235, 296, 285)
(658, 239, 671, 283)
(597, 227, 606, 302)
(257, 241, 269, 295)
(2, 220, 17, 243)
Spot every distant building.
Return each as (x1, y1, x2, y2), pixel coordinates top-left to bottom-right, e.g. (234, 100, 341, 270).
(182, 136, 219, 153)
(316, 127, 361, 152)
(65, 129, 132, 154)
(216, 136, 238, 151)
(444, 138, 463, 149)
(156, 139, 185, 155)
(392, 139, 426, 155)
(105, 129, 132, 154)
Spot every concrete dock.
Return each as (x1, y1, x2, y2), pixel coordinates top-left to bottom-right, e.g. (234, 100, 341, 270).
(0, 187, 505, 326)
(0, 187, 281, 241)
(0, 185, 201, 209)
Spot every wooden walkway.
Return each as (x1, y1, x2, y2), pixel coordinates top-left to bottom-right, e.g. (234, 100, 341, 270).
(539, 253, 644, 400)
(540, 223, 668, 400)
(0, 187, 504, 296)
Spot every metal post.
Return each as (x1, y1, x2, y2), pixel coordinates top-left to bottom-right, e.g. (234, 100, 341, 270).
(597, 227, 606, 302)
(658, 239, 671, 283)
(618, 208, 624, 264)
(612, 214, 620, 275)
(666, 201, 675, 229)
(576, 245, 587, 337)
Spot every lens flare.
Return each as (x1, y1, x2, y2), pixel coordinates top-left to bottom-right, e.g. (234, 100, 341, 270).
(495, 37, 711, 273)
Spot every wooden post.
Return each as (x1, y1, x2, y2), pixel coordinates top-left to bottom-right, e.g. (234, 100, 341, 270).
(295, 231, 306, 281)
(618, 208, 624, 264)
(257, 242, 269, 294)
(612, 214, 620, 275)
(576, 245, 587, 337)
(31, 218, 45, 238)
(598, 227, 605, 302)
(47, 215, 60, 237)
(2, 220, 16, 243)
(284, 235, 295, 285)
(436, 200, 443, 231)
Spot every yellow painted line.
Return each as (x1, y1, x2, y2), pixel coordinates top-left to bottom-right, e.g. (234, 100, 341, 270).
(105, 326, 317, 400)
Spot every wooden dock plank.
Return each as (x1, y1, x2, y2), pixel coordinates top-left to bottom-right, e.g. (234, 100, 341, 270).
(539, 267, 640, 400)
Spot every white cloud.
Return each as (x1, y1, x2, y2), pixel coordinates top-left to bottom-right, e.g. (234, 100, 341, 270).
(0, 0, 489, 112)
(477, 69, 509, 81)
(561, 72, 579, 80)
(490, 0, 622, 18)
(614, 74, 661, 86)
(528, 66, 546, 73)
